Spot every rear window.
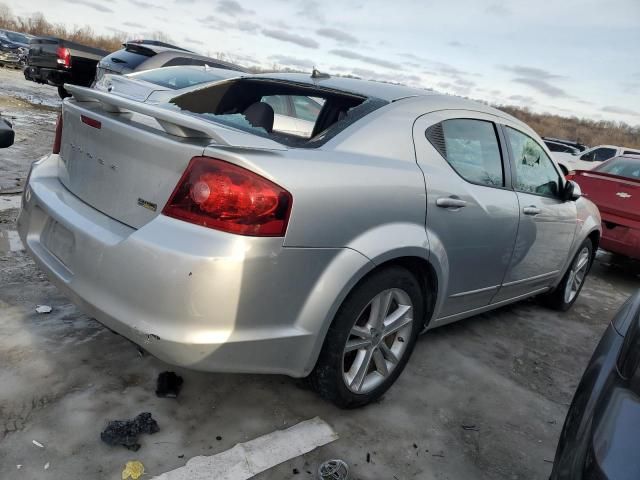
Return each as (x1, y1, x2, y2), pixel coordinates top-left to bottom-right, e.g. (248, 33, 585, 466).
(169, 78, 384, 147)
(102, 46, 155, 70)
(596, 157, 640, 180)
(130, 66, 240, 90)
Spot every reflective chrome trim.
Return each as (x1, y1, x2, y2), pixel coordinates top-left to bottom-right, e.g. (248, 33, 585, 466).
(449, 284, 500, 298)
(501, 271, 560, 288)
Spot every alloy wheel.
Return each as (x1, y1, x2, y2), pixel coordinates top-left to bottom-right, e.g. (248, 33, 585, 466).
(564, 247, 590, 304)
(342, 288, 414, 394)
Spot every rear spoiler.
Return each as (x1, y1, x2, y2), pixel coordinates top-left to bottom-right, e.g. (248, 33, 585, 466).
(64, 84, 287, 151)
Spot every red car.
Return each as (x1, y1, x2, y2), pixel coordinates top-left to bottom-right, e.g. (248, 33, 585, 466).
(567, 154, 640, 259)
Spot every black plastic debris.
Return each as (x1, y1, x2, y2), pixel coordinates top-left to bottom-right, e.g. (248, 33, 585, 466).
(100, 412, 159, 451)
(156, 372, 183, 398)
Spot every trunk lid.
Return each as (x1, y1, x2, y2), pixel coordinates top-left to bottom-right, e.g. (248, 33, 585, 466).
(58, 101, 208, 229)
(58, 85, 286, 229)
(573, 170, 640, 222)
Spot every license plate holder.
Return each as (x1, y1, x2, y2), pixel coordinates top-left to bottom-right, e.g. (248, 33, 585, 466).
(42, 220, 75, 267)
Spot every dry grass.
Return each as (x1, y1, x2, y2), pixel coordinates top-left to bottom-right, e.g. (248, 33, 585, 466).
(0, 4, 123, 52)
(498, 105, 640, 149)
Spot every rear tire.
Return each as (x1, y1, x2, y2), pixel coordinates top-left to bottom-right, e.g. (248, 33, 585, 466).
(309, 266, 424, 408)
(542, 238, 593, 311)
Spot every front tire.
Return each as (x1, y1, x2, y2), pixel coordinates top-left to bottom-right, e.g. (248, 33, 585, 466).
(310, 266, 424, 408)
(542, 238, 593, 311)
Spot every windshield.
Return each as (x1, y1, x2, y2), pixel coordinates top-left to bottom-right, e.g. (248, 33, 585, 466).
(595, 157, 640, 180)
(130, 66, 241, 90)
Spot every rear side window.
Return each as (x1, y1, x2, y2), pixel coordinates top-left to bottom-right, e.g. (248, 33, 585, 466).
(426, 119, 504, 187)
(103, 47, 154, 70)
(262, 95, 290, 116)
(506, 127, 561, 197)
(293, 96, 324, 122)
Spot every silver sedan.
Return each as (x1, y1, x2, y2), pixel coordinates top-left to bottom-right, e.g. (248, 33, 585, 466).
(18, 72, 601, 407)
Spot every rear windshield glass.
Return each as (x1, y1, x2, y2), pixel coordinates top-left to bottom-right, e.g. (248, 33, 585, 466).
(103, 46, 155, 70)
(596, 157, 640, 180)
(169, 78, 385, 147)
(130, 66, 240, 90)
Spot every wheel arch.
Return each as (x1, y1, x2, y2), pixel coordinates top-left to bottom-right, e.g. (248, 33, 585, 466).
(302, 251, 441, 376)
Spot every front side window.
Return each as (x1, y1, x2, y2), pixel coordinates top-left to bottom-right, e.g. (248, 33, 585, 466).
(581, 147, 616, 162)
(507, 127, 561, 197)
(426, 119, 504, 187)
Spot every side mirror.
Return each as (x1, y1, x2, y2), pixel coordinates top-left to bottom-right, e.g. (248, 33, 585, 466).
(564, 180, 581, 201)
(0, 118, 14, 148)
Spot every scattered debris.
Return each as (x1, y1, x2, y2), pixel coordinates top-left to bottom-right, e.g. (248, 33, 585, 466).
(432, 453, 445, 458)
(292, 468, 299, 474)
(544, 459, 554, 464)
(178, 454, 184, 459)
(35, 305, 52, 314)
(216, 436, 222, 441)
(122, 460, 145, 480)
(461, 424, 479, 432)
(155, 371, 183, 398)
(16, 465, 22, 470)
(366, 452, 371, 463)
(413, 443, 418, 449)
(100, 412, 159, 451)
(32, 439, 45, 448)
(318, 459, 349, 480)
(44, 462, 50, 470)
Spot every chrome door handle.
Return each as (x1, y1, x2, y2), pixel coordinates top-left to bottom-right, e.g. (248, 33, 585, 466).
(523, 206, 541, 215)
(436, 196, 467, 209)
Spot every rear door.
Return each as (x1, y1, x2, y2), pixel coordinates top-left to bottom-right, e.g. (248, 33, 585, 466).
(494, 126, 577, 301)
(413, 111, 520, 320)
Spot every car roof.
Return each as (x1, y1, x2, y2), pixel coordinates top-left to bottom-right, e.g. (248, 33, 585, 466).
(246, 72, 435, 102)
(0, 29, 33, 38)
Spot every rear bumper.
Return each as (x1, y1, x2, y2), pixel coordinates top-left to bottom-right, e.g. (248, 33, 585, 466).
(600, 216, 640, 260)
(18, 154, 371, 376)
(24, 66, 70, 86)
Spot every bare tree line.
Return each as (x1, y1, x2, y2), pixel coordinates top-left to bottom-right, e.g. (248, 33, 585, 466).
(1, 3, 638, 147)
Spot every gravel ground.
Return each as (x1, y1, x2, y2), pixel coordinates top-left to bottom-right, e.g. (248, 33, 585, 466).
(0, 68, 638, 480)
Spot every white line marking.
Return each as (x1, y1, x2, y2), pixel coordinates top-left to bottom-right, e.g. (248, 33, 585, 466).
(152, 417, 338, 480)
(0, 230, 24, 252)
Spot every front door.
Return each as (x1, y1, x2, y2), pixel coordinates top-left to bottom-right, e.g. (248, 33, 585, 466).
(494, 126, 577, 301)
(413, 112, 520, 321)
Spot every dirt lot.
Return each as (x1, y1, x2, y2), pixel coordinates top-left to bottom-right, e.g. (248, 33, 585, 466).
(1, 68, 639, 479)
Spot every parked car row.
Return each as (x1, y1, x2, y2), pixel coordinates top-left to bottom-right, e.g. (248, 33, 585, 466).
(554, 143, 640, 174)
(21, 35, 247, 98)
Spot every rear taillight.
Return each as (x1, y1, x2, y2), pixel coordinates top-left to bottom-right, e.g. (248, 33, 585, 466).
(56, 46, 71, 68)
(52, 114, 63, 154)
(565, 171, 576, 180)
(162, 157, 292, 237)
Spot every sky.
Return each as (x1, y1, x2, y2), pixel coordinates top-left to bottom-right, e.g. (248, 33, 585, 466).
(6, 0, 640, 125)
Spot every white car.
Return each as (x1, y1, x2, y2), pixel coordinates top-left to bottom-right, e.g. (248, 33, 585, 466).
(555, 145, 640, 173)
